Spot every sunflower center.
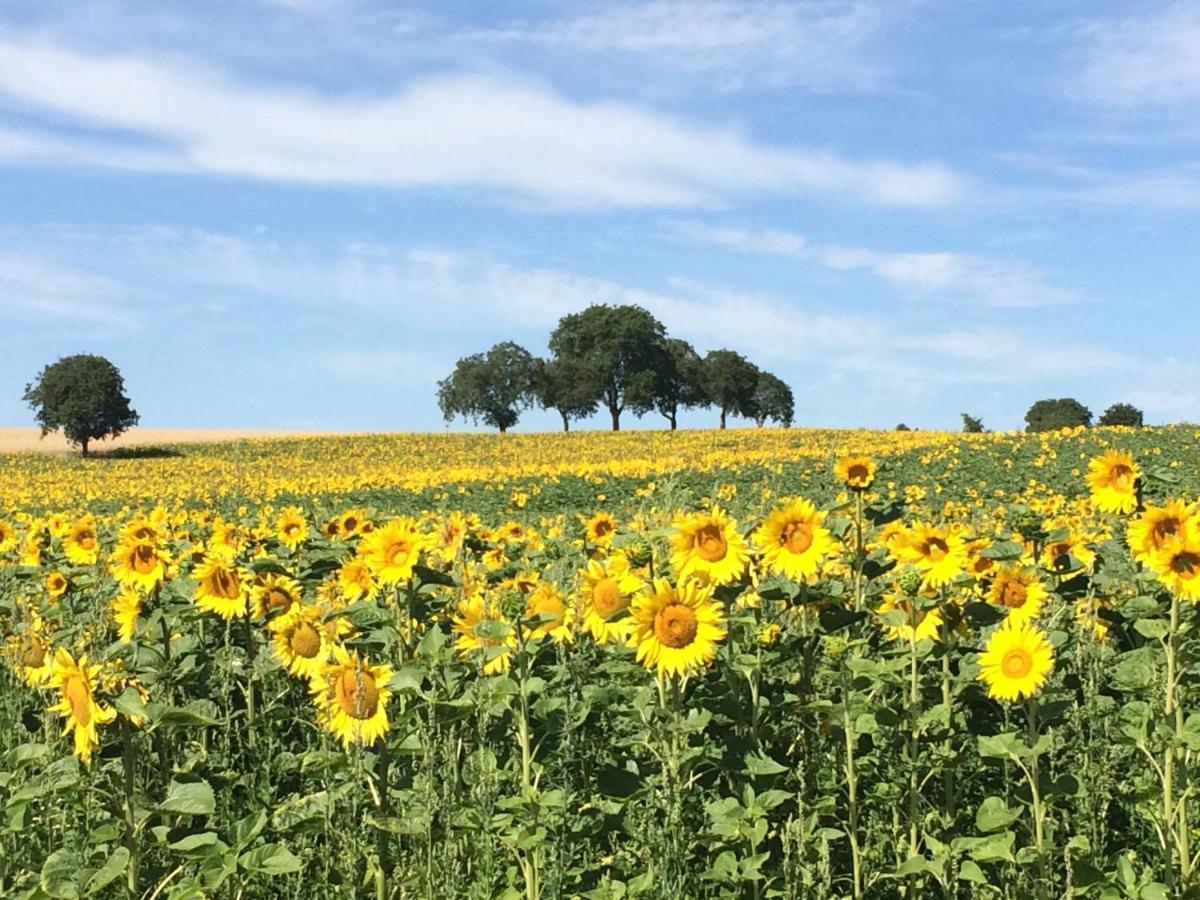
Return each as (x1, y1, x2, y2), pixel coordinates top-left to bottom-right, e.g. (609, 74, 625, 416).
(133, 526, 155, 541)
(593, 519, 614, 537)
(78, 531, 96, 550)
(654, 603, 699, 649)
(48, 575, 65, 592)
(1154, 518, 1181, 544)
(65, 674, 93, 727)
(1172, 551, 1200, 580)
(1000, 648, 1034, 680)
(132, 544, 158, 574)
(782, 521, 813, 554)
(284, 522, 301, 537)
(336, 668, 379, 720)
(21, 638, 45, 669)
(999, 581, 1028, 609)
(211, 567, 241, 599)
(694, 524, 728, 563)
(386, 543, 410, 567)
(266, 588, 294, 612)
(592, 578, 626, 619)
(848, 464, 869, 483)
(923, 537, 949, 563)
(289, 622, 322, 658)
(1110, 465, 1133, 490)
(343, 516, 359, 532)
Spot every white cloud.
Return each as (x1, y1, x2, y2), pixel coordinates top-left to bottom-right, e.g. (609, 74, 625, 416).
(0, 34, 963, 209)
(673, 221, 1077, 307)
(0, 255, 135, 328)
(1072, 4, 1200, 106)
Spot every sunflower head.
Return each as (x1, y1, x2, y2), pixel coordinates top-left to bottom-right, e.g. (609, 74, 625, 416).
(629, 578, 726, 679)
(584, 511, 618, 547)
(309, 647, 393, 747)
(977, 622, 1054, 702)
(524, 582, 574, 644)
(753, 498, 832, 582)
(275, 507, 309, 550)
(1086, 450, 1141, 515)
(361, 518, 424, 585)
(987, 566, 1047, 627)
(670, 506, 749, 585)
(835, 456, 877, 491)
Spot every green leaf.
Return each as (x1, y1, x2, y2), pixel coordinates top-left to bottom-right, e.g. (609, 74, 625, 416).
(958, 861, 986, 884)
(85, 847, 130, 894)
(743, 752, 788, 776)
(968, 831, 1015, 863)
(239, 843, 302, 876)
(159, 779, 216, 816)
(977, 733, 1028, 761)
(40, 848, 80, 899)
(1134, 619, 1169, 640)
(1140, 884, 1169, 900)
(975, 797, 1020, 833)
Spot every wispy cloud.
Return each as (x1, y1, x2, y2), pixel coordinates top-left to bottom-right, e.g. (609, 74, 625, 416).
(672, 222, 1078, 307)
(0, 34, 963, 209)
(0, 255, 135, 329)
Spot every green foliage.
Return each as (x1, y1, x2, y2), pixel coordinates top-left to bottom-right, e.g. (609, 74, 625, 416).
(961, 412, 984, 433)
(703, 349, 760, 429)
(436, 341, 537, 433)
(1099, 402, 1145, 427)
(653, 338, 708, 430)
(531, 356, 598, 432)
(548, 304, 669, 431)
(751, 371, 794, 428)
(1025, 397, 1093, 431)
(23, 354, 139, 456)
(896, 423, 911, 431)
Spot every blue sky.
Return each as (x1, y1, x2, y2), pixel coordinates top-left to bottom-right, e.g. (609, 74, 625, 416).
(1, 0, 1198, 432)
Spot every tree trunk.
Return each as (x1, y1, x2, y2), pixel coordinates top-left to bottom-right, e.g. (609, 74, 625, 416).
(755, 418, 765, 428)
(498, 423, 507, 434)
(560, 411, 570, 432)
(669, 413, 677, 431)
(719, 409, 727, 429)
(610, 406, 621, 432)
(80, 437, 89, 457)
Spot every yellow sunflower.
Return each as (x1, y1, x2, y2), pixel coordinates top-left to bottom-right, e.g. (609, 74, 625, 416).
(45, 570, 69, 600)
(337, 557, 378, 603)
(432, 510, 467, 563)
(976, 622, 1054, 702)
(275, 507, 309, 550)
(584, 511, 618, 548)
(46, 513, 70, 539)
(1149, 528, 1200, 602)
(14, 617, 54, 687)
(670, 506, 749, 585)
(0, 520, 16, 553)
(111, 539, 168, 593)
(1042, 526, 1096, 573)
(360, 518, 424, 585)
(110, 590, 141, 643)
(888, 522, 968, 588)
(250, 572, 303, 620)
(578, 555, 645, 645)
(834, 455, 877, 491)
(1086, 450, 1140, 515)
(1128, 500, 1193, 565)
(524, 582, 574, 644)
(451, 594, 515, 675)
(629, 578, 726, 679)
(338, 508, 371, 537)
(118, 513, 165, 545)
(63, 515, 100, 565)
(192, 551, 248, 619)
(309, 647, 393, 747)
(877, 591, 943, 643)
(270, 604, 346, 680)
(1074, 597, 1111, 643)
(753, 498, 833, 582)
(49, 649, 116, 764)
(987, 566, 1047, 627)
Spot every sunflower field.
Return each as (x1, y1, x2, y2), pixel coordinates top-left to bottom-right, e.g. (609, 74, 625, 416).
(3, 425, 1200, 899)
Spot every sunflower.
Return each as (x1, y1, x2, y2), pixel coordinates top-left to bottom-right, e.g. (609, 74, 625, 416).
(270, 604, 344, 680)
(14, 617, 54, 687)
(1075, 597, 1111, 643)
(192, 551, 248, 619)
(0, 520, 16, 553)
(111, 539, 168, 593)
(1086, 450, 1140, 515)
(1148, 528, 1200, 602)
(888, 522, 968, 588)
(670, 506, 749, 585)
(20, 534, 41, 567)
(336, 508, 370, 537)
(987, 566, 1047, 627)
(584, 511, 618, 548)
(524, 582, 574, 644)
(49, 649, 116, 764)
(1128, 500, 1193, 565)
(360, 518, 424, 585)
(309, 646, 393, 747)
(629, 578, 726, 679)
(45, 570, 69, 600)
(250, 572, 303, 620)
(753, 498, 833, 582)
(1041, 526, 1096, 573)
(46, 513, 70, 539)
(976, 622, 1054, 702)
(63, 515, 100, 565)
(451, 594, 515, 675)
(834, 456, 876, 491)
(337, 557, 378, 603)
(275, 507, 308, 550)
(432, 510, 467, 564)
(966, 539, 997, 579)
(110, 590, 141, 643)
(877, 591, 943, 643)
(579, 555, 645, 645)
(118, 513, 165, 545)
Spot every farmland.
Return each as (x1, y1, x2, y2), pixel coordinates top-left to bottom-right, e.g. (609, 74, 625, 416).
(2, 425, 1199, 899)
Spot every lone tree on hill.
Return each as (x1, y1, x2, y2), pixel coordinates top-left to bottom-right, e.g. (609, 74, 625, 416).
(23, 354, 139, 457)
(1024, 397, 1092, 432)
(751, 371, 794, 428)
(437, 341, 536, 434)
(548, 304, 668, 431)
(961, 413, 984, 433)
(653, 338, 708, 431)
(532, 356, 598, 432)
(1099, 402, 1144, 427)
(703, 349, 760, 429)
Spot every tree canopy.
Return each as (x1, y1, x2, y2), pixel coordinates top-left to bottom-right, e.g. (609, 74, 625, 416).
(961, 413, 984, 433)
(751, 371, 794, 428)
(531, 356, 598, 432)
(23, 354, 139, 457)
(653, 338, 707, 431)
(1024, 398, 1092, 432)
(437, 342, 537, 433)
(1098, 402, 1144, 427)
(703, 349, 760, 429)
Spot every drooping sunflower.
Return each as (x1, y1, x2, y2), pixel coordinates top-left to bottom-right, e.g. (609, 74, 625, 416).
(1148, 528, 1200, 602)
(834, 456, 877, 491)
(337, 557, 378, 603)
(987, 566, 1047, 627)
(275, 507, 309, 550)
(584, 511, 618, 548)
(887, 522, 968, 588)
(63, 515, 100, 565)
(578, 555, 645, 645)
(1075, 597, 1111, 643)
(753, 498, 833, 582)
(308, 647, 393, 747)
(629, 578, 726, 679)
(876, 591, 943, 643)
(1128, 500, 1193, 565)
(111, 539, 168, 593)
(192, 551, 248, 620)
(360, 518, 424, 585)
(1086, 450, 1140, 515)
(250, 572, 303, 620)
(670, 507, 749, 585)
(14, 616, 54, 687)
(45, 570, 69, 600)
(451, 594, 515, 675)
(110, 590, 141, 643)
(524, 582, 574, 644)
(270, 604, 345, 680)
(49, 649, 116, 764)
(976, 622, 1054, 702)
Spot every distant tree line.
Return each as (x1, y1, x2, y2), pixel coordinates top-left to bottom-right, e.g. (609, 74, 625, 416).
(951, 400, 1145, 434)
(437, 304, 794, 433)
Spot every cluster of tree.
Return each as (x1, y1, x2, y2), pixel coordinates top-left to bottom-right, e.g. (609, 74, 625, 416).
(1024, 398, 1144, 432)
(437, 304, 795, 433)
(23, 354, 139, 456)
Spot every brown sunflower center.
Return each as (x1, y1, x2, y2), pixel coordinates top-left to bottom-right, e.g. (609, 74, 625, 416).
(48, 575, 66, 592)
(848, 464, 870, 484)
(1001, 648, 1033, 679)
(284, 522, 301, 537)
(999, 581, 1028, 609)
(343, 515, 359, 532)
(1154, 517, 1181, 544)
(386, 542, 410, 567)
(1048, 543, 1071, 568)
(694, 524, 728, 563)
(1172, 551, 1200, 580)
(654, 603, 698, 649)
(266, 588, 294, 612)
(131, 544, 158, 574)
(336, 668, 379, 720)
(210, 567, 241, 599)
(65, 674, 93, 727)
(289, 622, 322, 659)
(923, 537, 949, 563)
(782, 521, 813, 554)
(591, 578, 626, 619)
(1110, 465, 1133, 490)
(77, 531, 96, 550)
(593, 519, 614, 537)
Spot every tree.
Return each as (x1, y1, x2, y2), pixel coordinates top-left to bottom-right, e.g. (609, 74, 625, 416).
(437, 342, 536, 434)
(751, 371, 794, 428)
(961, 413, 984, 433)
(23, 354, 139, 457)
(1024, 398, 1092, 432)
(703, 349, 760, 429)
(653, 338, 708, 431)
(896, 423, 912, 431)
(548, 304, 668, 431)
(531, 357, 598, 432)
(1099, 402, 1144, 427)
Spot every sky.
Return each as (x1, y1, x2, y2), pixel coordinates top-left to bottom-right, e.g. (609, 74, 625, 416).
(1, 0, 1198, 433)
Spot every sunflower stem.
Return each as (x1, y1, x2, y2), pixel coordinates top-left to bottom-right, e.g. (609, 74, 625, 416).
(120, 716, 138, 899)
(852, 492, 865, 613)
(1026, 696, 1047, 893)
(375, 738, 391, 900)
(906, 603, 921, 898)
(840, 664, 863, 900)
